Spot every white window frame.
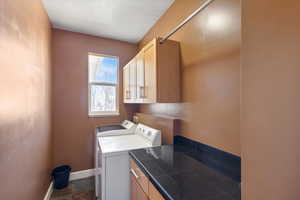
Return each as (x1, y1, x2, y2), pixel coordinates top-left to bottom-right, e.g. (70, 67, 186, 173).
(88, 52, 119, 117)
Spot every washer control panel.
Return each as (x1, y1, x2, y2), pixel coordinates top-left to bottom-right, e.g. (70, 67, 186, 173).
(135, 124, 161, 146)
(121, 120, 136, 131)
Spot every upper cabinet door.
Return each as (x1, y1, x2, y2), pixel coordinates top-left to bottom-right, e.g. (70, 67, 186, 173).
(143, 41, 156, 103)
(129, 59, 137, 100)
(136, 52, 145, 101)
(123, 64, 130, 102)
(123, 38, 180, 104)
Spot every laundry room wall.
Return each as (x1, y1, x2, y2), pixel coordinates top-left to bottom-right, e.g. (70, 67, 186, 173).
(138, 0, 241, 156)
(51, 29, 138, 171)
(0, 0, 52, 199)
(241, 0, 300, 199)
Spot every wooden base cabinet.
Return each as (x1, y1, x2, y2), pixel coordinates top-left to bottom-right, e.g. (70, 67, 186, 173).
(149, 181, 165, 200)
(130, 159, 165, 200)
(123, 38, 180, 104)
(131, 174, 148, 200)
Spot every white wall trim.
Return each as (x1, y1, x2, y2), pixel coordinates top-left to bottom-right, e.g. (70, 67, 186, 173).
(43, 181, 53, 200)
(69, 168, 96, 181)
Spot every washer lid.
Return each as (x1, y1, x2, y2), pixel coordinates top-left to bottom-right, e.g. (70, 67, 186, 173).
(98, 134, 152, 154)
(97, 129, 134, 137)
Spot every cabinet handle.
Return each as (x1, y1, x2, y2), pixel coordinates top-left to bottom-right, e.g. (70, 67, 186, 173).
(139, 86, 146, 98)
(130, 168, 139, 179)
(125, 90, 131, 99)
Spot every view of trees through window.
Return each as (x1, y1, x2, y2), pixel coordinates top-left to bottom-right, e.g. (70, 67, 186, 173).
(88, 54, 118, 115)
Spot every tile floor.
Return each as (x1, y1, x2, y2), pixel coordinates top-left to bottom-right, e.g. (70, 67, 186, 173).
(50, 178, 96, 200)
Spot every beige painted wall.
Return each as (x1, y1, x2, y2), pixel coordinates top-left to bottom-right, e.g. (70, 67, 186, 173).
(0, 0, 52, 199)
(241, 0, 300, 199)
(51, 29, 138, 171)
(138, 0, 241, 155)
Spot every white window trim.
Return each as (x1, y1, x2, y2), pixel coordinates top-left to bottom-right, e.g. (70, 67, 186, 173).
(88, 53, 120, 117)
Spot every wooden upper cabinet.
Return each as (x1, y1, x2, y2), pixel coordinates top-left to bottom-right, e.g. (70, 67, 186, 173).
(136, 51, 145, 102)
(143, 41, 157, 103)
(123, 38, 180, 104)
(124, 59, 137, 103)
(129, 58, 137, 100)
(123, 64, 130, 101)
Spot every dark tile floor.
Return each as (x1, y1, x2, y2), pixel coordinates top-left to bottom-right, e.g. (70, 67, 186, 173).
(51, 178, 96, 200)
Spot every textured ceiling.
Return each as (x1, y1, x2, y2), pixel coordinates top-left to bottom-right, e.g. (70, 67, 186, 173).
(42, 0, 174, 43)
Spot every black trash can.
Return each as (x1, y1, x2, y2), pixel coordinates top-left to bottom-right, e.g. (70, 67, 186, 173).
(52, 165, 71, 189)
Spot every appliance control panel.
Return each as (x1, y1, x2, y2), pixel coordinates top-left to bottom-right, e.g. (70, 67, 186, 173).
(121, 120, 136, 131)
(135, 124, 161, 146)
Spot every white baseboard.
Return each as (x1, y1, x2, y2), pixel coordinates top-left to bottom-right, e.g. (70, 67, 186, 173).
(43, 168, 96, 199)
(69, 168, 96, 181)
(43, 181, 53, 200)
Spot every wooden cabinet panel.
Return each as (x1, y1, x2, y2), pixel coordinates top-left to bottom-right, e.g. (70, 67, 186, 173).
(143, 42, 156, 103)
(129, 59, 137, 100)
(124, 59, 137, 103)
(123, 38, 180, 104)
(123, 64, 130, 101)
(156, 39, 180, 102)
(136, 52, 145, 101)
(131, 174, 148, 200)
(130, 160, 149, 195)
(131, 159, 165, 200)
(149, 181, 165, 200)
(131, 174, 138, 200)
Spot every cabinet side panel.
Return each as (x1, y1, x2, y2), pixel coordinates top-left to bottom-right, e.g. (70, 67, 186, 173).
(157, 40, 181, 102)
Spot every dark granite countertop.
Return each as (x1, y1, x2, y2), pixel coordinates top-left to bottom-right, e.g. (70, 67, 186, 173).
(129, 145, 241, 200)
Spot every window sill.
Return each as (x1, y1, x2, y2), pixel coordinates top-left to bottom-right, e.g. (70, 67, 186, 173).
(88, 112, 120, 118)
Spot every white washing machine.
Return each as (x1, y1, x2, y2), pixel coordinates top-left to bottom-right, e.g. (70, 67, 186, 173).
(95, 120, 137, 137)
(95, 120, 137, 198)
(97, 124, 161, 200)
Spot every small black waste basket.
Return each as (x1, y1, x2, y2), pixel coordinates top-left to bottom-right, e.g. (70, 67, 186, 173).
(52, 165, 71, 189)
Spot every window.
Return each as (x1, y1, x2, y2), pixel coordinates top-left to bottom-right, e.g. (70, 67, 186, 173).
(88, 53, 119, 116)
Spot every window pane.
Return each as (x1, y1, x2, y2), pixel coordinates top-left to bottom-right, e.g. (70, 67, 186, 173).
(89, 55, 118, 84)
(90, 85, 116, 113)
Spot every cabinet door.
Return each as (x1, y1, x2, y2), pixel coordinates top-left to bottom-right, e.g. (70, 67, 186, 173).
(136, 52, 145, 101)
(129, 59, 137, 100)
(149, 181, 165, 200)
(143, 42, 156, 103)
(130, 160, 149, 195)
(131, 174, 148, 200)
(123, 64, 130, 102)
